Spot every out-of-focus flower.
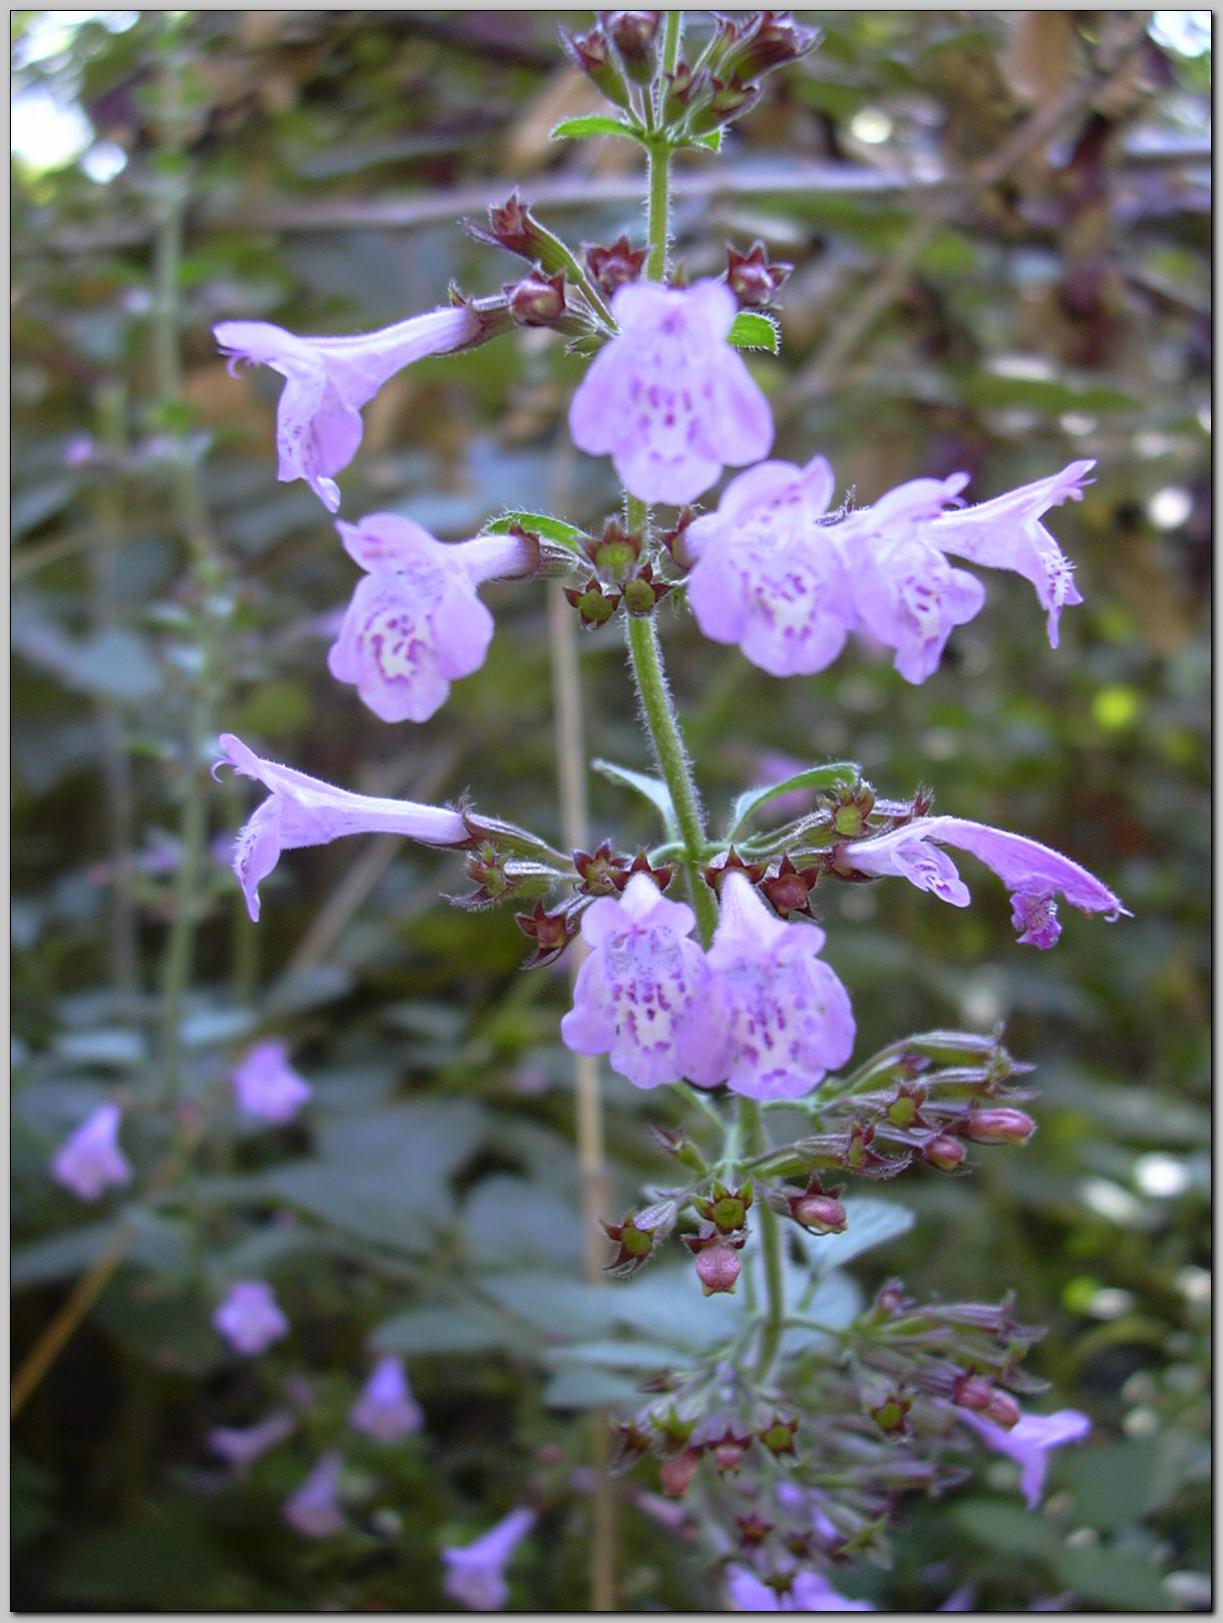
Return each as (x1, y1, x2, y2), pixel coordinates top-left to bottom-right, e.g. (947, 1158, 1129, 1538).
(216, 733, 468, 922)
(283, 1450, 346, 1538)
(327, 516, 535, 723)
(213, 1280, 289, 1357)
(726, 1565, 874, 1611)
(840, 816, 1128, 947)
(569, 279, 772, 504)
(50, 1102, 131, 1201)
(961, 1408, 1091, 1508)
(561, 872, 724, 1089)
(703, 872, 855, 1100)
(207, 1411, 295, 1473)
(442, 1507, 536, 1611)
(349, 1354, 424, 1443)
(686, 455, 855, 677)
(214, 306, 481, 513)
(230, 1039, 311, 1124)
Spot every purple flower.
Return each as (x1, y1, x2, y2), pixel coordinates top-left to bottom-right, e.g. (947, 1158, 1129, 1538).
(214, 305, 479, 513)
(841, 816, 1128, 948)
(685, 455, 855, 676)
(207, 1410, 295, 1473)
(230, 1039, 311, 1124)
(704, 872, 855, 1101)
(442, 1506, 536, 1611)
(568, 279, 773, 505)
(925, 461, 1094, 648)
(560, 872, 724, 1089)
(961, 1408, 1091, 1508)
(216, 733, 468, 922)
(726, 1566, 874, 1612)
(349, 1354, 423, 1443)
(50, 1102, 131, 1201)
(213, 1280, 289, 1357)
(283, 1450, 346, 1538)
(327, 516, 534, 723)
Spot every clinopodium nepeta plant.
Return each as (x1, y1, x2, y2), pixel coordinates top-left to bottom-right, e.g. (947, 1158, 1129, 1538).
(49, 11, 1134, 1611)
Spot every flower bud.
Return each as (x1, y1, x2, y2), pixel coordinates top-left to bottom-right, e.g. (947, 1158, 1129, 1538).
(467, 191, 544, 261)
(514, 901, 577, 967)
(605, 10, 661, 85)
(559, 25, 632, 109)
(725, 242, 792, 308)
(509, 268, 567, 327)
(985, 1389, 1022, 1430)
(659, 1447, 701, 1498)
(689, 77, 761, 135)
(721, 12, 821, 81)
(660, 508, 697, 570)
(762, 855, 819, 919)
(585, 234, 646, 298)
(952, 1374, 999, 1413)
(963, 1108, 1036, 1146)
(790, 1191, 847, 1234)
(622, 566, 671, 617)
(694, 1242, 741, 1296)
(924, 1134, 968, 1172)
(736, 1511, 774, 1546)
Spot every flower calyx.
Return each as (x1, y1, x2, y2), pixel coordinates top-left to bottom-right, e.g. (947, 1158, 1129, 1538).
(829, 780, 878, 840)
(648, 1124, 708, 1175)
(843, 1119, 910, 1179)
(757, 1411, 800, 1457)
(868, 1390, 913, 1438)
(573, 840, 629, 896)
(467, 191, 555, 268)
(622, 561, 673, 618)
(700, 1418, 755, 1474)
(507, 267, 570, 329)
(514, 899, 582, 967)
(761, 854, 819, 918)
(585, 234, 646, 298)
(703, 847, 767, 897)
(725, 241, 792, 308)
(694, 1178, 753, 1236)
(602, 1199, 676, 1279)
(884, 1083, 930, 1131)
(715, 11, 823, 84)
(582, 517, 643, 585)
(659, 506, 697, 571)
(563, 577, 621, 629)
(736, 1511, 775, 1547)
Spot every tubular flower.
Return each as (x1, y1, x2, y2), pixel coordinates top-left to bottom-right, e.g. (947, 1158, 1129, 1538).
(726, 1566, 874, 1612)
(50, 1101, 131, 1201)
(703, 871, 855, 1101)
(442, 1507, 536, 1611)
(327, 516, 535, 723)
(216, 733, 468, 922)
(560, 872, 724, 1089)
(840, 816, 1128, 948)
(685, 455, 855, 677)
(924, 460, 1094, 647)
(283, 1451, 346, 1538)
(568, 279, 773, 505)
(230, 1039, 312, 1124)
(207, 1411, 295, 1473)
(349, 1354, 424, 1443)
(214, 305, 481, 513)
(213, 1280, 289, 1357)
(960, 1408, 1091, 1509)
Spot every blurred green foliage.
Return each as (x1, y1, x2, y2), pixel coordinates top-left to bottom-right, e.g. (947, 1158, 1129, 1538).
(12, 9, 1210, 1613)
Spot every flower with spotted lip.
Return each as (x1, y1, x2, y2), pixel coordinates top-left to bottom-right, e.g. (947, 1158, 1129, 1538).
(327, 515, 536, 724)
(568, 279, 773, 505)
(560, 871, 724, 1089)
(704, 871, 855, 1101)
(685, 454, 855, 677)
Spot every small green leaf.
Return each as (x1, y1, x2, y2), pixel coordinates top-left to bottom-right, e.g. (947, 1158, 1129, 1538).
(593, 758, 678, 838)
(727, 310, 781, 353)
(550, 115, 645, 145)
(689, 128, 723, 153)
(484, 511, 585, 553)
(725, 761, 861, 838)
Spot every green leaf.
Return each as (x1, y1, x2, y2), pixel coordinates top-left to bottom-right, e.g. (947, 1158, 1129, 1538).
(725, 761, 861, 838)
(1058, 1435, 1195, 1530)
(689, 128, 723, 153)
(12, 1212, 189, 1288)
(548, 1338, 679, 1370)
(476, 1270, 617, 1340)
(543, 1364, 643, 1409)
(805, 1198, 914, 1273)
(463, 1176, 583, 1268)
(549, 114, 645, 145)
(373, 1302, 513, 1356)
(727, 310, 781, 353)
(483, 510, 585, 552)
(1054, 1546, 1175, 1611)
(951, 1497, 1056, 1558)
(592, 758, 678, 838)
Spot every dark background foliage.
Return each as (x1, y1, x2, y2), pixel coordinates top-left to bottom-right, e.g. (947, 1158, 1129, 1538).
(11, 9, 1210, 1612)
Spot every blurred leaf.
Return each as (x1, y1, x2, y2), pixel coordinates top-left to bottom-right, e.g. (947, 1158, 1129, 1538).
(542, 1364, 642, 1409)
(950, 1496, 1055, 1557)
(728, 310, 781, 353)
(1053, 1545, 1175, 1611)
(373, 1302, 514, 1356)
(1058, 1436, 1195, 1530)
(805, 1197, 914, 1273)
(463, 1176, 583, 1268)
(592, 758, 678, 838)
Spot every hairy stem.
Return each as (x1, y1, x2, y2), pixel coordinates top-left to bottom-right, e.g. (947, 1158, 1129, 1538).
(739, 1097, 786, 1377)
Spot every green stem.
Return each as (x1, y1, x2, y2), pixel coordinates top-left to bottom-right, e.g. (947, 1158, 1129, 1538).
(740, 1097, 786, 1378)
(660, 10, 683, 78)
(644, 137, 673, 282)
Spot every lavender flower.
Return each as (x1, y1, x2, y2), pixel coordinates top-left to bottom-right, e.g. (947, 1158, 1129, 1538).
(207, 1411, 295, 1473)
(568, 279, 773, 504)
(926, 461, 1094, 647)
(216, 733, 468, 922)
(560, 872, 724, 1089)
(214, 305, 479, 513)
(327, 516, 534, 723)
(685, 455, 855, 676)
(726, 1566, 874, 1612)
(50, 1102, 131, 1201)
(213, 1280, 289, 1357)
(961, 1408, 1091, 1508)
(704, 872, 855, 1101)
(442, 1506, 536, 1611)
(841, 816, 1128, 948)
(349, 1354, 423, 1443)
(230, 1039, 311, 1125)
(283, 1450, 346, 1538)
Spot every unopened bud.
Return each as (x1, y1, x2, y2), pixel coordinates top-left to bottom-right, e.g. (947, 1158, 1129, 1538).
(791, 1192, 847, 1234)
(694, 1242, 740, 1296)
(952, 1375, 996, 1413)
(605, 10, 661, 84)
(689, 77, 761, 135)
(659, 1447, 701, 1498)
(722, 13, 821, 81)
(985, 1389, 1021, 1430)
(925, 1134, 967, 1172)
(559, 25, 632, 109)
(509, 268, 566, 327)
(725, 241, 792, 308)
(585, 234, 646, 297)
(963, 1108, 1036, 1146)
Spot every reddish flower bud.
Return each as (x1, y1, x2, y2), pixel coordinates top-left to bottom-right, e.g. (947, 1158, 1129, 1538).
(725, 241, 792, 308)
(925, 1134, 968, 1172)
(660, 507, 697, 570)
(952, 1374, 996, 1413)
(985, 1389, 1022, 1430)
(721, 12, 821, 81)
(659, 1447, 701, 1498)
(585, 234, 647, 298)
(963, 1108, 1037, 1146)
(736, 1511, 774, 1546)
(466, 190, 543, 260)
(694, 1242, 741, 1296)
(791, 1191, 847, 1234)
(509, 268, 567, 327)
(558, 25, 632, 109)
(689, 77, 761, 135)
(605, 10, 661, 83)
